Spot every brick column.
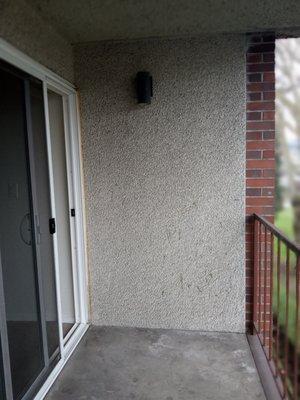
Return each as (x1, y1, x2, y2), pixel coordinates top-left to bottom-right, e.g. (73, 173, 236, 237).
(246, 34, 275, 331)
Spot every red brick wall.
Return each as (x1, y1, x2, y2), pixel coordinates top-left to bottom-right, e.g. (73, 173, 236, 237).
(246, 34, 275, 330)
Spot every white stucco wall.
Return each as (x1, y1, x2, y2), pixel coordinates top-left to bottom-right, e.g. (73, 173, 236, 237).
(75, 35, 246, 332)
(0, 0, 74, 82)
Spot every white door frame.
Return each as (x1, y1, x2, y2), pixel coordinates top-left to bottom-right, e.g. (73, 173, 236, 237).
(0, 38, 89, 400)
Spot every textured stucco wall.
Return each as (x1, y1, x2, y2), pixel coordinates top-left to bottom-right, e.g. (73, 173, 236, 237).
(75, 35, 246, 332)
(0, 0, 74, 82)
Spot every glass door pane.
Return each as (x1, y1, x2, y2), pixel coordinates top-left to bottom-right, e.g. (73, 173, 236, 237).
(0, 63, 62, 399)
(28, 81, 60, 359)
(48, 90, 76, 339)
(0, 68, 45, 399)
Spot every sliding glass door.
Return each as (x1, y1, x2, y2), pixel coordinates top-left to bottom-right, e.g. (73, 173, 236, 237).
(47, 90, 77, 340)
(0, 64, 60, 399)
(0, 49, 87, 400)
(27, 80, 61, 360)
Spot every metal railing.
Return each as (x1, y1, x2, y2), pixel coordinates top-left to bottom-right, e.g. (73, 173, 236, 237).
(253, 213, 300, 399)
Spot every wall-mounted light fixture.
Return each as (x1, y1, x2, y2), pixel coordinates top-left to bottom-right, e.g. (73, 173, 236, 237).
(136, 71, 153, 104)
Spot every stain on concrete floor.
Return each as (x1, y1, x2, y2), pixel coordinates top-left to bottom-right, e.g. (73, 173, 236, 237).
(46, 326, 265, 400)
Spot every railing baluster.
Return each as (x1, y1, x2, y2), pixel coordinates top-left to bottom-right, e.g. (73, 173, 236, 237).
(284, 248, 290, 397)
(294, 255, 300, 400)
(253, 219, 259, 330)
(269, 232, 274, 361)
(264, 225, 268, 347)
(276, 239, 281, 377)
(258, 222, 262, 334)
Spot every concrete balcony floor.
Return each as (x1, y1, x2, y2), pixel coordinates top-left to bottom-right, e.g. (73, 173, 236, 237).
(46, 326, 265, 400)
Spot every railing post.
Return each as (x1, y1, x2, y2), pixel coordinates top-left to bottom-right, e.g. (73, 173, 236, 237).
(294, 255, 300, 399)
(253, 217, 259, 334)
(269, 233, 274, 361)
(264, 225, 268, 347)
(284, 249, 290, 397)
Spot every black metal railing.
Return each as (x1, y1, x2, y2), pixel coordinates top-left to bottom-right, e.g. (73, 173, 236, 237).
(253, 213, 300, 399)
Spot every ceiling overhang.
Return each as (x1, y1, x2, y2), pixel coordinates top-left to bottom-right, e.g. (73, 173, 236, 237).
(25, 0, 300, 43)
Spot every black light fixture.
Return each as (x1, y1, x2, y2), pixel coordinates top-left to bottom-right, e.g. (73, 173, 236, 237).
(136, 71, 153, 104)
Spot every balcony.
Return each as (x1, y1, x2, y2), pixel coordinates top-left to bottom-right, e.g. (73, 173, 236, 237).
(1, 1, 300, 399)
(45, 326, 265, 400)
(43, 214, 300, 400)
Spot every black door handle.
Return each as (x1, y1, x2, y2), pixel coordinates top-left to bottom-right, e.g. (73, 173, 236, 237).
(49, 218, 56, 234)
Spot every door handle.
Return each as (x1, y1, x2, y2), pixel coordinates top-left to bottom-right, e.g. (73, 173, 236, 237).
(49, 218, 56, 234)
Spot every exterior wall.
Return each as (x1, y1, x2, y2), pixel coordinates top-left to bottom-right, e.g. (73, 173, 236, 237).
(0, 0, 74, 82)
(245, 34, 275, 330)
(75, 35, 246, 332)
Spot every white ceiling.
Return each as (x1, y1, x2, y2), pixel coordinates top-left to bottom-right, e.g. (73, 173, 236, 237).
(26, 0, 300, 43)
